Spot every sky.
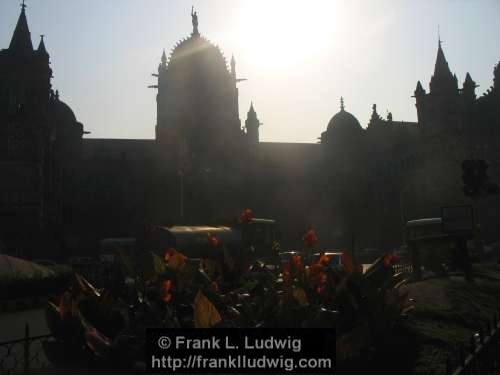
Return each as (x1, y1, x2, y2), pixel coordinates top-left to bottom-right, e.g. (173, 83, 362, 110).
(1, 0, 499, 143)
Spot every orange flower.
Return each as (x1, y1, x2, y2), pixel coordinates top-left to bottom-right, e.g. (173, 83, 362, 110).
(207, 232, 220, 247)
(164, 248, 188, 270)
(318, 254, 330, 266)
(239, 208, 253, 224)
(282, 255, 304, 284)
(383, 252, 399, 267)
(164, 248, 175, 263)
(161, 279, 173, 303)
(303, 227, 319, 248)
(308, 262, 329, 295)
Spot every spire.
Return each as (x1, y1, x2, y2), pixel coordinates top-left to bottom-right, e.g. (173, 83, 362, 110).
(430, 36, 458, 94)
(494, 62, 500, 91)
(161, 49, 167, 65)
(9, 1, 33, 53)
(230, 54, 236, 79)
(340, 97, 345, 111)
(245, 102, 260, 145)
(462, 72, 477, 101)
(248, 101, 256, 117)
(434, 38, 452, 78)
(368, 103, 383, 128)
(37, 35, 49, 58)
(414, 81, 426, 97)
(191, 6, 199, 36)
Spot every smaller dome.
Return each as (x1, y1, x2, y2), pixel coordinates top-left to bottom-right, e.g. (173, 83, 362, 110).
(51, 98, 77, 125)
(323, 98, 363, 143)
(327, 109, 362, 133)
(49, 92, 83, 142)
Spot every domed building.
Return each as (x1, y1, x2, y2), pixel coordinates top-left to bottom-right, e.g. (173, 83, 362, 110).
(49, 90, 84, 159)
(155, 9, 246, 167)
(321, 97, 364, 145)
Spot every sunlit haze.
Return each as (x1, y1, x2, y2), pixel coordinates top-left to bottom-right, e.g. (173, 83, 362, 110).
(1, 0, 499, 142)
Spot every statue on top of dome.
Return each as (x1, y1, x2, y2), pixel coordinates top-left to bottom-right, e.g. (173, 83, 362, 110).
(191, 6, 199, 36)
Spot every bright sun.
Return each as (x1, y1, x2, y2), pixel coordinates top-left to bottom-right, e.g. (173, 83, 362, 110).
(237, 0, 338, 69)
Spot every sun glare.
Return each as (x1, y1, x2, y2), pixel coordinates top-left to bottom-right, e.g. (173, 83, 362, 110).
(237, 1, 338, 69)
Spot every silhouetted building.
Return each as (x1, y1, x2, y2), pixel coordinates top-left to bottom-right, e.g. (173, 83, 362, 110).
(1, 6, 499, 258)
(0, 4, 84, 257)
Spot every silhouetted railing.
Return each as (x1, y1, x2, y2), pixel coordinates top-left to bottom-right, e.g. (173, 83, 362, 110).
(394, 261, 413, 275)
(445, 310, 500, 375)
(0, 323, 53, 375)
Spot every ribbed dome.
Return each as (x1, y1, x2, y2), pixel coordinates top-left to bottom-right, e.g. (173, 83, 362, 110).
(49, 94, 83, 144)
(327, 109, 362, 133)
(321, 98, 363, 144)
(52, 99, 77, 124)
(167, 34, 229, 75)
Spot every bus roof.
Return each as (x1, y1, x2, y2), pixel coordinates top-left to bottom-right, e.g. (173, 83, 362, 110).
(406, 217, 442, 227)
(250, 218, 276, 225)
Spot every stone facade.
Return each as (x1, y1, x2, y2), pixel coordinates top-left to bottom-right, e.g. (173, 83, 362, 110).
(1, 6, 499, 258)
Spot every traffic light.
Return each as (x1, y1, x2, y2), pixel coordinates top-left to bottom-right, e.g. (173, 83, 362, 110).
(462, 159, 499, 198)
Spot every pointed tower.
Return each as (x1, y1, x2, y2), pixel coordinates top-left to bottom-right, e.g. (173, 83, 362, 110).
(230, 54, 236, 81)
(368, 104, 383, 128)
(413, 81, 426, 125)
(462, 72, 477, 103)
(414, 81, 426, 98)
(245, 102, 261, 146)
(8, 1, 33, 54)
(0, 3, 65, 257)
(154, 50, 168, 140)
(1, 3, 52, 116)
(37, 35, 49, 60)
(493, 62, 499, 92)
(429, 39, 458, 95)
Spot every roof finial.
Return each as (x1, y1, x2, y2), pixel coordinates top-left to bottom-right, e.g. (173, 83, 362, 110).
(340, 96, 345, 111)
(438, 24, 441, 47)
(21, 0, 26, 11)
(191, 6, 199, 36)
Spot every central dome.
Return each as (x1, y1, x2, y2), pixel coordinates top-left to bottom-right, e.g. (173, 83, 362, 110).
(167, 35, 229, 75)
(155, 9, 244, 160)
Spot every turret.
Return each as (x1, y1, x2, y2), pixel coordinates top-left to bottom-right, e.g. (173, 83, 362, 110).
(37, 35, 49, 60)
(462, 72, 477, 102)
(368, 104, 383, 128)
(245, 102, 261, 146)
(8, 1, 33, 54)
(494, 62, 499, 92)
(230, 55, 236, 81)
(160, 49, 167, 70)
(414, 81, 426, 125)
(429, 39, 458, 95)
(414, 81, 426, 98)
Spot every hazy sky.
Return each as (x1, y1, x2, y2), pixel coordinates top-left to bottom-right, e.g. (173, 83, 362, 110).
(1, 1, 499, 143)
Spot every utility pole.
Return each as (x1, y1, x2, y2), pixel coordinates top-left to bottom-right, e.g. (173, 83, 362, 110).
(179, 138, 187, 223)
